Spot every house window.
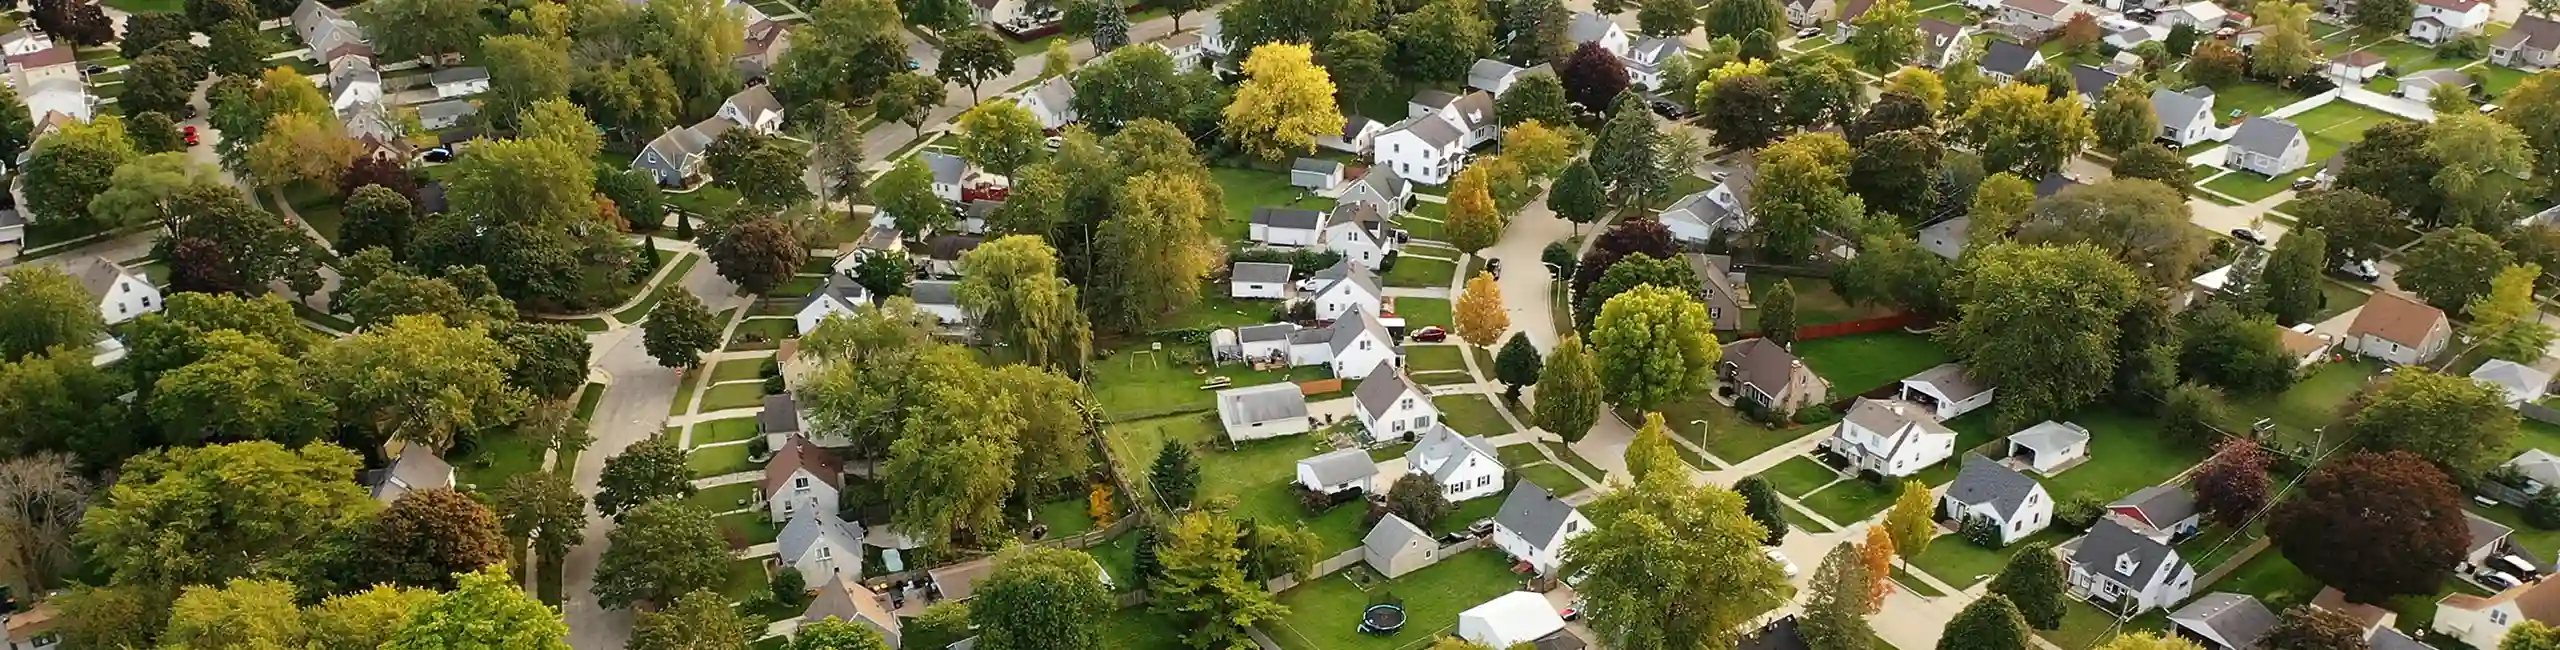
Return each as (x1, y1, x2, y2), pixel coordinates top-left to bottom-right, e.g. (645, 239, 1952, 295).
(1360, 340, 1371, 350)
(1476, 476, 1490, 487)
(794, 476, 810, 491)
(1412, 415, 1430, 428)
(782, 500, 796, 515)
(2114, 554, 2137, 575)
(2494, 610, 2511, 625)
(817, 546, 831, 559)
(1563, 520, 1577, 534)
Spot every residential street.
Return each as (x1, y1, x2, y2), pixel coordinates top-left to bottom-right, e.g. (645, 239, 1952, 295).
(853, 15, 1192, 165)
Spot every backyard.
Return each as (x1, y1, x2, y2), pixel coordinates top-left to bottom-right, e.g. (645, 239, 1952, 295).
(1793, 331, 1956, 397)
(2202, 103, 2399, 201)
(1088, 344, 1323, 421)
(1104, 413, 1371, 552)
(2028, 409, 2210, 506)
(2229, 359, 2384, 455)
(1212, 167, 1332, 243)
(1264, 550, 1528, 650)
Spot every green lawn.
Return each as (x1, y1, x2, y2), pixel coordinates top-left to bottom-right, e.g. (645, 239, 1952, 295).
(710, 357, 770, 383)
(2475, 63, 2535, 96)
(2177, 522, 2264, 576)
(1034, 498, 1097, 537)
(1891, 565, 1947, 597)
(1799, 478, 1902, 525)
(1210, 167, 1330, 242)
(1746, 277, 1889, 327)
(1106, 413, 1370, 551)
(281, 182, 345, 242)
(1759, 456, 1843, 498)
(670, 378, 701, 417)
(1385, 255, 1460, 289)
(612, 254, 701, 322)
(688, 444, 757, 478)
(701, 382, 769, 412)
(1516, 463, 1589, 494)
(452, 429, 544, 492)
(1641, 395, 1827, 465)
(2355, 40, 2452, 75)
(1393, 297, 1452, 329)
(1160, 290, 1291, 330)
(770, 275, 822, 298)
(1415, 371, 1477, 386)
(1088, 343, 1321, 421)
(1908, 529, 2069, 590)
(690, 417, 762, 447)
(2211, 549, 2325, 609)
(1395, 214, 1447, 242)
(727, 317, 796, 352)
(2230, 359, 2382, 455)
(2208, 79, 2316, 117)
(102, 0, 183, 12)
(687, 482, 761, 514)
(2202, 171, 2303, 202)
(720, 557, 771, 601)
(2036, 601, 2166, 650)
(1918, 2, 1970, 21)
(2311, 281, 2371, 323)
(1435, 394, 1513, 438)
(1793, 331, 1955, 396)
(1102, 607, 1192, 650)
(1540, 441, 1608, 484)
(1265, 551, 1527, 650)
(665, 185, 744, 217)
(2036, 410, 2213, 506)
(1783, 505, 1835, 533)
(1407, 345, 1469, 371)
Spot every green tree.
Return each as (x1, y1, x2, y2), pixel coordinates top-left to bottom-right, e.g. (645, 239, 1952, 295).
(1227, 42, 1348, 162)
(631, 589, 759, 650)
(1705, 0, 1785, 40)
(956, 99, 1048, 176)
(2344, 369, 2518, 482)
(76, 441, 374, 589)
(2113, 143, 2191, 197)
(1799, 543, 1877, 650)
(205, 19, 266, 77)
(309, 315, 527, 450)
(1535, 334, 1605, 442)
(706, 216, 808, 295)
(937, 29, 1017, 103)
(1849, 127, 1945, 222)
(1150, 441, 1201, 508)
(385, 567, 571, 649)
(1847, 0, 1920, 71)
(2177, 306, 2300, 395)
(1498, 72, 1573, 128)
(1593, 92, 1666, 207)
(1751, 132, 1863, 260)
(2294, 189, 2399, 265)
(1956, 83, 2093, 178)
(642, 290, 723, 368)
(596, 435, 697, 518)
(307, 585, 441, 650)
(125, 110, 183, 154)
(0, 83, 32, 164)
(2469, 264, 2559, 362)
(703, 129, 814, 207)
(1394, 0, 1495, 83)
(90, 153, 229, 230)
(593, 500, 731, 609)
(479, 35, 573, 128)
(119, 52, 198, 117)
(1093, 171, 1219, 331)
(974, 547, 1114, 650)
(412, 132, 601, 306)
(493, 472, 588, 579)
(2427, 113, 2536, 231)
(1734, 476, 1789, 545)
(955, 236, 1092, 371)
(2494, 69, 2560, 191)
(1945, 243, 2139, 428)
(795, 619, 895, 650)
(149, 329, 331, 445)
(1760, 280, 1800, 345)
(0, 267, 107, 363)
(357, 0, 492, 61)
(20, 115, 139, 226)
(1938, 596, 2031, 650)
(1985, 543, 2065, 629)
(1153, 510, 1289, 649)
(163, 577, 308, 648)
(339, 184, 420, 256)
(804, 101, 869, 207)
(875, 71, 947, 136)
(1550, 160, 1609, 233)
(2091, 82, 2158, 155)
(1591, 285, 1721, 411)
(1563, 466, 1789, 650)
(1319, 30, 1395, 113)
(2349, 0, 2414, 34)
(2252, 0, 2318, 80)
(1494, 333, 1544, 401)
(872, 156, 950, 237)
(1834, 233, 1953, 317)
(1884, 480, 1935, 559)
(2400, 226, 2516, 311)
(2266, 607, 2373, 650)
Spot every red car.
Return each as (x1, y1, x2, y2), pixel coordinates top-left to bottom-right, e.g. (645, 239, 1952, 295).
(181, 126, 199, 146)
(1410, 326, 1448, 342)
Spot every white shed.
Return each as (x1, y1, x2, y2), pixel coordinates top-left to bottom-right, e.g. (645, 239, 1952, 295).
(1458, 592, 1568, 649)
(2006, 420, 2092, 475)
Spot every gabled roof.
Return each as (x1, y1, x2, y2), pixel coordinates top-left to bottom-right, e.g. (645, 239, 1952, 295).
(2169, 593, 2280, 650)
(1689, 253, 1745, 330)
(2108, 485, 2198, 529)
(1388, 114, 1466, 149)
(1921, 19, 1970, 58)
(1567, 12, 1620, 44)
(430, 66, 490, 85)
(759, 393, 802, 434)
(1330, 309, 1392, 355)
(1946, 455, 2042, 519)
(72, 256, 132, 298)
(1982, 40, 2039, 76)
(416, 99, 479, 122)
(1411, 89, 1461, 110)
(1904, 363, 1990, 401)
(2346, 291, 2445, 347)
(1350, 165, 1410, 200)
(2510, 449, 2560, 487)
(726, 84, 784, 120)
(372, 450, 454, 501)
(2440, 567, 2560, 623)
(2009, 420, 2090, 459)
(1238, 322, 1297, 342)
(2368, 625, 2438, 650)
(2071, 517, 2181, 585)
(2068, 64, 2119, 101)
(763, 436, 845, 495)
(1356, 364, 1424, 421)
(2152, 87, 2214, 131)
(778, 509, 862, 561)
(1364, 513, 1432, 555)
(1028, 75, 1076, 110)
(1252, 206, 1325, 230)
(1841, 398, 1955, 444)
(2471, 359, 2553, 405)
(1294, 157, 1343, 175)
(1407, 424, 1501, 483)
(1219, 383, 1310, 426)
(1495, 481, 1580, 549)
(920, 151, 969, 185)
(911, 279, 960, 306)
(1450, 91, 1497, 131)
(2005, 0, 2068, 17)
(1313, 258, 1382, 302)
(2500, 15, 2560, 51)
(2332, 50, 2387, 68)
(1342, 116, 1380, 139)
(1300, 448, 1377, 487)
(1660, 188, 1734, 230)
(2229, 117, 2305, 155)
(1233, 261, 1293, 284)
(2403, 68, 2475, 90)
(1469, 58, 1523, 90)
(799, 274, 868, 315)
(2417, 0, 2483, 11)
(2466, 509, 2514, 558)
(803, 575, 901, 639)
(1722, 338, 1810, 398)
(926, 234, 983, 262)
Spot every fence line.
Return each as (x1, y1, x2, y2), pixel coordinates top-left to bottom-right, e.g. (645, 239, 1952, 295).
(1746, 312, 1924, 342)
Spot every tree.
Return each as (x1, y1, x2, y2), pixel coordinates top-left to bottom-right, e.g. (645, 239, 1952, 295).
(791, 618, 895, 650)
(385, 567, 571, 650)
(2428, 113, 2536, 231)
(493, 472, 588, 576)
(206, 19, 267, 78)
(1563, 466, 1788, 650)
(1638, 0, 1697, 36)
(1386, 473, 1458, 527)
(0, 267, 106, 363)
(2401, 226, 2516, 312)
(643, 290, 723, 368)
(1957, 83, 2093, 178)
(149, 330, 330, 445)
(1043, 39, 1073, 78)
(2342, 0, 2415, 33)
(357, 0, 491, 62)
(2265, 606, 2372, 650)
(1070, 46, 1193, 131)
(1800, 543, 1877, 650)
(630, 590, 758, 650)
(1703, 74, 1789, 151)
(1861, 526, 1896, 606)
(954, 236, 1091, 371)
(1883, 479, 1935, 560)
(873, 156, 953, 237)
(956, 100, 1047, 177)
(1847, 0, 1920, 71)
(936, 29, 1017, 103)
(2343, 368, 2517, 482)
(1494, 333, 1544, 401)
(1093, 169, 1219, 331)
(2106, 145, 2187, 200)
(596, 435, 697, 519)
(2190, 41, 2247, 87)
(1563, 42, 1633, 110)
(877, 71, 949, 136)
(705, 216, 808, 296)
(2469, 264, 2558, 362)
(1849, 127, 1944, 222)
(1394, 0, 1494, 83)
(0, 454, 89, 593)
(1592, 285, 1720, 411)
(359, 488, 509, 590)
(0, 84, 30, 165)
(21, 116, 139, 226)
(2091, 82, 2158, 155)
(120, 52, 198, 118)
(2191, 438, 2272, 530)
(974, 547, 1114, 650)
(2337, 122, 2444, 221)
(851, 253, 915, 300)
(1502, 121, 1575, 180)
(1734, 477, 1789, 546)
(1320, 31, 1395, 113)
(2270, 451, 2469, 603)
(31, 0, 111, 47)
(699, 131, 812, 208)
(1550, 161, 1608, 232)
(307, 315, 525, 449)
(1451, 272, 1513, 349)
(1705, 0, 1786, 40)
(339, 185, 419, 257)
(1938, 596, 2031, 650)
(1535, 334, 1605, 442)
(2178, 306, 2300, 395)
(1773, 53, 1869, 130)
(126, 111, 183, 155)
(1834, 233, 1953, 318)
(1759, 280, 1801, 345)
(2293, 189, 2399, 266)
(2253, 0, 2318, 80)
(1153, 510, 1289, 649)
(594, 500, 731, 609)
(1446, 166, 1506, 253)
(76, 441, 372, 589)
(478, 35, 573, 128)
(1150, 441, 1201, 509)
(1624, 412, 1686, 483)
(1499, 73, 1573, 128)
(159, 183, 326, 297)
(308, 585, 441, 650)
(163, 577, 308, 648)
(1985, 544, 2065, 629)
(1751, 132, 1863, 260)
(1945, 243, 2139, 428)
(1225, 43, 1347, 162)
(2496, 69, 2560, 190)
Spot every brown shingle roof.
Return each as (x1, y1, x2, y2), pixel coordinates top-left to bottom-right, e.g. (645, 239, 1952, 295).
(2277, 327, 2327, 357)
(2332, 50, 2385, 67)
(762, 436, 845, 495)
(2441, 572, 2560, 625)
(2346, 291, 2446, 348)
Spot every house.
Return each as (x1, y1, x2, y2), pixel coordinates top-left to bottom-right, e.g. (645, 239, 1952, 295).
(2370, 625, 2439, 650)
(777, 510, 865, 588)
(1568, 11, 1632, 57)
(1823, 398, 1961, 477)
(2278, 326, 2334, 368)
(1410, 90, 1500, 149)
(1981, 40, 2046, 84)
(1941, 455, 2055, 546)
(340, 100, 412, 163)
(1249, 207, 1325, 247)
(2506, 449, 2560, 495)
(1286, 308, 1400, 378)
(736, 19, 794, 80)
(1833, 0, 1883, 40)
(920, 151, 971, 204)
(2461, 509, 2539, 570)
(2002, 0, 2075, 31)
(430, 67, 491, 98)
(764, 436, 845, 524)
(1157, 32, 1205, 73)
(801, 576, 901, 649)
(969, 0, 1039, 29)
(1231, 262, 1293, 300)
(1739, 618, 1810, 650)
(719, 85, 787, 134)
(1461, 592, 1573, 649)
(2068, 64, 2121, 105)
(1899, 363, 1995, 420)
(2, 602, 61, 650)
(1622, 37, 1683, 90)
(1372, 114, 1468, 185)
(1659, 166, 1758, 243)
(1406, 425, 1506, 502)
(328, 56, 384, 112)
(1230, 323, 1299, 363)
(1319, 202, 1400, 265)
(2329, 51, 2389, 83)
(1920, 216, 1971, 260)
(2006, 420, 2091, 475)
(2105, 25, 2172, 50)
(1689, 253, 1750, 331)
(416, 100, 479, 130)
(1720, 338, 1831, 415)
(2400, 69, 2476, 103)
(2108, 485, 2203, 541)
(1199, 12, 1233, 67)
(958, 199, 1001, 234)
(2067, 517, 2199, 612)
(2154, 87, 2217, 147)
(1492, 481, 1593, 576)
(1787, 0, 1840, 27)
(1018, 76, 1078, 130)
(1218, 383, 1311, 441)
(2170, 593, 2281, 650)
(1306, 259, 1385, 322)
(1363, 514, 1441, 578)
(2343, 291, 2452, 364)
(0, 209, 23, 245)
(2473, 360, 2553, 407)
(1468, 58, 1527, 95)
(1356, 365, 1440, 439)
(2492, 15, 2560, 69)
(1919, 19, 1977, 68)
(1337, 166, 1414, 215)
(2408, 0, 2490, 43)
(1296, 448, 1377, 495)
(364, 448, 455, 503)
(912, 280, 968, 327)
(71, 257, 161, 325)
(2224, 117, 2310, 177)
(760, 393, 826, 451)
(293, 0, 372, 62)
(921, 234, 983, 277)
(0, 27, 53, 58)
(2434, 569, 2560, 650)
(1321, 117, 1386, 156)
(2164, 1, 2231, 29)
(1292, 158, 1345, 191)
(9, 46, 91, 126)
(633, 117, 735, 186)
(794, 275, 870, 336)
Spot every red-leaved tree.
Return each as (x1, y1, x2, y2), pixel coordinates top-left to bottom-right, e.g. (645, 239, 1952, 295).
(1571, 217, 1676, 298)
(2190, 438, 2273, 529)
(2268, 451, 2468, 604)
(1559, 42, 1632, 113)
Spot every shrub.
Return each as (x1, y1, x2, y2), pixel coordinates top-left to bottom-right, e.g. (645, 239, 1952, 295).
(2056, 494, 2104, 532)
(771, 568, 808, 607)
(1379, 250, 1400, 272)
(2441, 34, 2488, 60)
(762, 374, 785, 395)
(1963, 515, 2004, 548)
(2531, 489, 2560, 530)
(747, 436, 771, 459)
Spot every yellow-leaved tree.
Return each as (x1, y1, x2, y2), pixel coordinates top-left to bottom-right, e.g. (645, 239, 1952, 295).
(1221, 43, 1346, 162)
(1455, 271, 1509, 347)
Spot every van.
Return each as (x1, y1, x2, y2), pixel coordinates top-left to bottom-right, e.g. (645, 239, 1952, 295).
(2482, 570, 2525, 591)
(2497, 555, 2539, 577)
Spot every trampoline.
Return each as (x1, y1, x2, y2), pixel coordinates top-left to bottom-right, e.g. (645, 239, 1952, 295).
(1359, 604, 1407, 635)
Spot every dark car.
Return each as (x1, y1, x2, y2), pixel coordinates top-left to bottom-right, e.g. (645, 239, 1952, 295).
(83, 64, 106, 75)
(422, 148, 455, 163)
(1485, 258, 1503, 279)
(1410, 326, 1448, 343)
(1649, 100, 1689, 119)
(2230, 228, 2265, 245)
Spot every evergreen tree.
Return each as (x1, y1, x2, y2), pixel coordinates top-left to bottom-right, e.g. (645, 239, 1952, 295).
(1938, 595, 2031, 650)
(1760, 280, 1799, 344)
(1733, 476, 1788, 545)
(1800, 542, 1878, 650)
(1150, 442, 1200, 508)
(1984, 543, 2066, 630)
(1494, 332, 1544, 402)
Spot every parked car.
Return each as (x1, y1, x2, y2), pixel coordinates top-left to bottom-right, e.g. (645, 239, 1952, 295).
(1762, 548, 1799, 579)
(2338, 259, 2379, 282)
(907, 58, 922, 70)
(1467, 518, 1495, 536)
(1410, 326, 1448, 342)
(2230, 228, 2265, 245)
(1485, 259, 1503, 279)
(1043, 135, 1063, 150)
(83, 64, 106, 75)
(2290, 177, 2319, 190)
(422, 148, 455, 163)
(1649, 100, 1689, 119)
(2482, 570, 2524, 591)
(1795, 26, 1821, 38)
(181, 126, 199, 146)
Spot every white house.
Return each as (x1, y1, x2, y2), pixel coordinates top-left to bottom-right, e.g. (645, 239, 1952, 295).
(1336, 167, 1414, 215)
(2069, 517, 2200, 613)
(416, 100, 478, 130)
(1355, 366, 1439, 439)
(1919, 19, 1977, 68)
(1235, 323, 1297, 362)
(328, 55, 384, 113)
(1231, 261, 1294, 300)
(718, 85, 787, 134)
(2400, 69, 2476, 103)
(1371, 114, 1467, 186)
(293, 0, 372, 61)
(2002, 0, 2077, 32)
(1287, 309, 1400, 378)
(1248, 206, 1325, 247)
(1319, 203, 1400, 265)
(1156, 32, 1205, 73)
(2343, 291, 2452, 365)
(1018, 76, 1078, 130)
(1621, 37, 1682, 90)
(1293, 158, 1346, 191)
(760, 393, 838, 453)
(71, 257, 162, 325)
(801, 577, 902, 649)
(909, 280, 969, 329)
(1467, 58, 1527, 96)
(2162, 1, 2231, 29)
(2330, 51, 2389, 83)
(1657, 165, 1757, 245)
(1296, 448, 1378, 495)
(2153, 87, 2216, 148)
(919, 152, 971, 204)
(2435, 575, 2560, 650)
(1407, 425, 1506, 502)
(1460, 592, 1571, 650)
(9, 46, 91, 126)
(1305, 259, 1385, 322)
(1410, 90, 1500, 149)
(2006, 420, 2092, 475)
(2225, 118, 2310, 177)
(1492, 482, 1593, 576)
(1980, 40, 2045, 84)
(1787, 0, 1840, 26)
(0, 27, 54, 58)
(2492, 15, 2560, 69)
(2409, 0, 2491, 43)
(2472, 360, 2554, 408)
(794, 275, 869, 336)
(763, 436, 844, 524)
(1941, 456, 2055, 546)
(1216, 383, 1312, 441)
(1899, 363, 1995, 420)
(430, 67, 490, 98)
(1319, 116, 1386, 155)
(1823, 398, 1960, 477)
(1567, 12, 1631, 58)
(777, 510, 865, 589)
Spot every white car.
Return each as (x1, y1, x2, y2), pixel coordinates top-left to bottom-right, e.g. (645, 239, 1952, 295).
(1763, 548, 1799, 579)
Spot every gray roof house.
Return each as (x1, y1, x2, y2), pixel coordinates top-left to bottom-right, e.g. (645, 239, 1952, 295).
(415, 99, 479, 130)
(1982, 40, 2044, 82)
(293, 0, 372, 60)
(2068, 64, 2121, 104)
(803, 576, 902, 649)
(1339, 166, 1414, 214)
(2153, 87, 2217, 147)
(2492, 14, 2560, 68)
(1297, 447, 1378, 494)
(1216, 383, 1311, 442)
(1406, 424, 1506, 501)
(366, 449, 455, 503)
(2225, 118, 2311, 177)
(2066, 517, 2199, 613)
(2504, 449, 2560, 493)
(1293, 158, 1345, 191)
(1720, 338, 1830, 413)
(1659, 189, 1743, 244)
(2169, 593, 2280, 650)
(1941, 455, 2054, 545)
(2005, 420, 2091, 475)
(633, 117, 735, 186)
(1492, 481, 1593, 575)
(1898, 363, 1995, 420)
(777, 510, 866, 587)
(760, 393, 803, 438)
(1468, 58, 1524, 95)
(2400, 69, 2476, 102)
(1232, 261, 1294, 285)
(2472, 359, 2553, 407)
(1363, 513, 1440, 578)
(1687, 253, 1747, 331)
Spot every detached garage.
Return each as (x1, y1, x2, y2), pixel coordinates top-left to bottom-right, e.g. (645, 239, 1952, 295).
(1459, 592, 1571, 649)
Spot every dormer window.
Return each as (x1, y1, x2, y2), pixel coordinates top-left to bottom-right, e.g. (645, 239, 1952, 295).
(2113, 553, 2138, 575)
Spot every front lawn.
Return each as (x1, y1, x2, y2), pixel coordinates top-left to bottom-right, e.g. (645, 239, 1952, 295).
(691, 417, 762, 447)
(727, 317, 796, 351)
(2311, 281, 2371, 323)
(710, 358, 769, 383)
(1798, 478, 1902, 525)
(2212, 549, 2325, 610)
(2206, 79, 2315, 118)
(1540, 441, 1608, 485)
(687, 443, 757, 478)
(1891, 565, 1947, 597)
(1793, 331, 1955, 396)
(701, 382, 769, 412)
(1407, 345, 1468, 372)
(2035, 601, 2164, 650)
(452, 429, 544, 492)
(1265, 550, 1528, 650)
(1516, 463, 1589, 494)
(1435, 394, 1512, 438)
(1759, 456, 1843, 498)
(1907, 529, 2069, 589)
(102, 0, 182, 12)
(1641, 395, 1827, 465)
(1393, 297, 1452, 329)
(1395, 214, 1447, 242)
(2202, 170, 2303, 202)
(1385, 255, 1460, 289)
(1918, 2, 1970, 20)
(2475, 63, 2534, 96)
(720, 557, 771, 601)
